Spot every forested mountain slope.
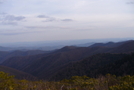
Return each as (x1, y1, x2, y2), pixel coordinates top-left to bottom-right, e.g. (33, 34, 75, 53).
(0, 65, 36, 80)
(51, 53, 128, 80)
(0, 50, 49, 63)
(52, 53, 134, 80)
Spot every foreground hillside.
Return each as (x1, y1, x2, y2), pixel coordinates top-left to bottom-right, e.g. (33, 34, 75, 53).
(0, 65, 36, 80)
(0, 71, 134, 90)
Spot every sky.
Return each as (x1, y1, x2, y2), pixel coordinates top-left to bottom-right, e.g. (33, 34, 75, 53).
(0, 0, 134, 43)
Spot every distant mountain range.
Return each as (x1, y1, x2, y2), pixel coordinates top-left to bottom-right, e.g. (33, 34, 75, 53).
(0, 40, 134, 80)
(1, 38, 133, 51)
(0, 46, 12, 51)
(89, 41, 124, 48)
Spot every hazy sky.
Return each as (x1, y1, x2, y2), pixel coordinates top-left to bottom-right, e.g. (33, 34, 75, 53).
(0, 0, 134, 43)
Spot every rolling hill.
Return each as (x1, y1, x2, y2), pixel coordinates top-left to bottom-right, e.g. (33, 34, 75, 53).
(0, 65, 36, 80)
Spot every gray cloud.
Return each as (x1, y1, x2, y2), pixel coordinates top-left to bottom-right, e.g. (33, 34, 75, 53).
(26, 26, 69, 29)
(37, 15, 49, 18)
(0, 22, 17, 25)
(42, 18, 56, 22)
(0, 0, 4, 4)
(37, 14, 73, 22)
(0, 29, 26, 35)
(74, 29, 93, 31)
(0, 32, 35, 35)
(0, 32, 24, 35)
(0, 14, 25, 25)
(61, 19, 73, 22)
(0, 30, 43, 35)
(0, 12, 7, 15)
(37, 14, 57, 22)
(0, 14, 25, 21)
(26, 26, 46, 29)
(26, 26, 56, 29)
(4, 15, 25, 21)
(126, 1, 134, 4)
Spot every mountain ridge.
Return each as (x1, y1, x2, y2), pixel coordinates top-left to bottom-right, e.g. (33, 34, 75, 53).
(1, 40, 134, 80)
